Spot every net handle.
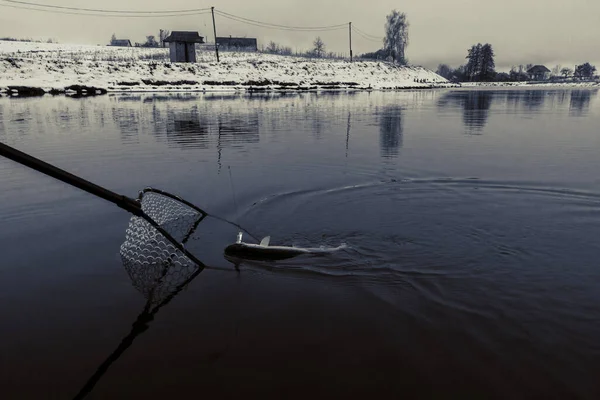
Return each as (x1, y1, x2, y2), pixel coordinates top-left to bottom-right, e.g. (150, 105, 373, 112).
(0, 143, 258, 250)
(0, 142, 142, 216)
(0, 142, 208, 267)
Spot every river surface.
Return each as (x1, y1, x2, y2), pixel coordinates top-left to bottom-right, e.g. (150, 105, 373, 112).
(1, 89, 599, 399)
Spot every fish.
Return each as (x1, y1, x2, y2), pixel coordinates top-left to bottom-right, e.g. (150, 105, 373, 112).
(224, 233, 347, 261)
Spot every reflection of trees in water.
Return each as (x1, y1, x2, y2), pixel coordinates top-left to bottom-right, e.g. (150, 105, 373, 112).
(438, 91, 493, 133)
(569, 90, 595, 116)
(504, 89, 596, 115)
(437, 89, 595, 131)
(379, 105, 404, 158)
(437, 89, 599, 132)
(462, 91, 493, 132)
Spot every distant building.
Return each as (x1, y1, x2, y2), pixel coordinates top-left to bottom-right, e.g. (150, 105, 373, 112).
(163, 31, 205, 63)
(110, 39, 132, 47)
(527, 65, 551, 81)
(216, 36, 258, 52)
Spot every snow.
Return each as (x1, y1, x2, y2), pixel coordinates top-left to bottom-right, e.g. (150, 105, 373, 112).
(0, 41, 452, 94)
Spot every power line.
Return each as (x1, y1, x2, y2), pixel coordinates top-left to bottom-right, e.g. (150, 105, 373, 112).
(0, 0, 211, 14)
(215, 9, 347, 31)
(0, 3, 211, 17)
(0, 2, 359, 34)
(352, 27, 382, 42)
(352, 26, 382, 40)
(215, 12, 345, 32)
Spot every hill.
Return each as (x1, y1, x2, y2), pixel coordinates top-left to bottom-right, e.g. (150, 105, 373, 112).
(0, 41, 452, 95)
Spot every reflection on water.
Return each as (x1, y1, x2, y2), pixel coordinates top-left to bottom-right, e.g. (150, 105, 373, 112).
(165, 106, 209, 148)
(519, 90, 546, 110)
(1, 89, 600, 399)
(438, 89, 598, 132)
(1, 89, 598, 159)
(437, 91, 492, 133)
(570, 90, 593, 116)
(379, 106, 404, 157)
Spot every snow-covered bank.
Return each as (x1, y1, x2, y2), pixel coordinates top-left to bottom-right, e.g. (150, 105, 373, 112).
(0, 41, 453, 95)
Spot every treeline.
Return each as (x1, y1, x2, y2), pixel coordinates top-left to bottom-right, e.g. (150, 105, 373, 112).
(360, 49, 393, 61)
(436, 43, 496, 82)
(109, 30, 170, 48)
(438, 62, 597, 83)
(0, 37, 57, 43)
(435, 42, 598, 82)
(260, 9, 409, 63)
(259, 37, 345, 59)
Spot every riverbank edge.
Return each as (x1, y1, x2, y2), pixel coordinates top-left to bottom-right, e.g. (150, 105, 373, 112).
(0, 81, 459, 97)
(2, 81, 598, 98)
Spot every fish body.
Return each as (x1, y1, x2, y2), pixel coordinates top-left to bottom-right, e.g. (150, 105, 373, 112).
(224, 234, 346, 261)
(224, 242, 309, 260)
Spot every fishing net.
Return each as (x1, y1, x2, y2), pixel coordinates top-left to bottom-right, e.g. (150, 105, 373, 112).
(74, 190, 216, 400)
(119, 188, 208, 309)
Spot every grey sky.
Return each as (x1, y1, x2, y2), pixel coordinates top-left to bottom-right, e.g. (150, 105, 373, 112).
(1, 0, 599, 71)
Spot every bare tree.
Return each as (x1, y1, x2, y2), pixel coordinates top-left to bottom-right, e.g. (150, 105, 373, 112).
(143, 35, 158, 48)
(383, 10, 409, 65)
(313, 36, 325, 58)
(551, 64, 561, 76)
(110, 33, 117, 45)
(266, 41, 279, 53)
(159, 29, 170, 48)
(561, 67, 573, 78)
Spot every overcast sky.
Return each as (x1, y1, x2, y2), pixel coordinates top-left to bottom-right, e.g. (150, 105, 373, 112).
(1, 0, 599, 70)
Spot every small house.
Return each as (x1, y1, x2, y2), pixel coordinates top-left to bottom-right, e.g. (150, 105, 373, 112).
(527, 65, 551, 81)
(110, 39, 132, 47)
(216, 37, 258, 52)
(163, 31, 205, 63)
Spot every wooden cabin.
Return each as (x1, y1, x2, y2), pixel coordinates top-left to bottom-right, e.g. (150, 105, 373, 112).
(163, 31, 205, 63)
(109, 39, 132, 47)
(527, 65, 551, 81)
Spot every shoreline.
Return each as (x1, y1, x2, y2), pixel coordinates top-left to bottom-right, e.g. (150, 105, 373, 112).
(0, 40, 454, 97)
(0, 82, 457, 98)
(3, 79, 597, 99)
(2, 81, 597, 98)
(1, 41, 598, 98)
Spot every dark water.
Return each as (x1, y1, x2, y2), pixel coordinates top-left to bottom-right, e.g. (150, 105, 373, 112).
(1, 89, 599, 399)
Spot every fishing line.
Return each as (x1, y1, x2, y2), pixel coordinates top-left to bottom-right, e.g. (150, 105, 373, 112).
(228, 166, 240, 221)
(228, 165, 245, 244)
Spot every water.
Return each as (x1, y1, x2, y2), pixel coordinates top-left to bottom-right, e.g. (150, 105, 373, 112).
(1, 89, 599, 399)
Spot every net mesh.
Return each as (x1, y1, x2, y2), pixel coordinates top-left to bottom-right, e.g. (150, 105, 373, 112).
(119, 190, 206, 309)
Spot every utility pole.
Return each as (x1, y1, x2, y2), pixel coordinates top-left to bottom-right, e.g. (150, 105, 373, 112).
(349, 22, 353, 62)
(211, 6, 220, 62)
